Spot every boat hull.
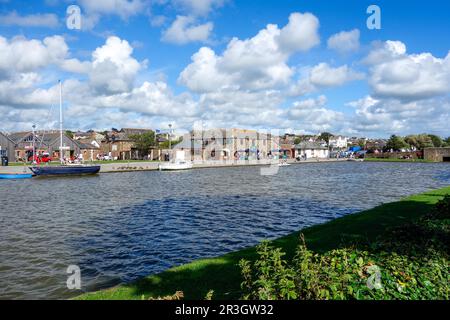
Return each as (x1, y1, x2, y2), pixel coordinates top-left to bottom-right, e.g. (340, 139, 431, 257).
(158, 163, 193, 171)
(0, 173, 33, 179)
(30, 165, 101, 176)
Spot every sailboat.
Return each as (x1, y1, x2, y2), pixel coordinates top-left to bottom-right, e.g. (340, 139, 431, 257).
(30, 81, 101, 176)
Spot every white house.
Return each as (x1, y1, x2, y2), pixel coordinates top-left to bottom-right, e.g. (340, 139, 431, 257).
(329, 135, 348, 149)
(294, 142, 329, 159)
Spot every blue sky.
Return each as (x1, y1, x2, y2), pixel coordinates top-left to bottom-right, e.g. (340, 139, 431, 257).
(0, 0, 449, 137)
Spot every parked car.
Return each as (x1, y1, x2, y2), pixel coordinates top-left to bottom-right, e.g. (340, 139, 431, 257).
(28, 154, 52, 163)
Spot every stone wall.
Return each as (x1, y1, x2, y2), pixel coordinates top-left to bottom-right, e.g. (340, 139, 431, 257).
(423, 148, 450, 162)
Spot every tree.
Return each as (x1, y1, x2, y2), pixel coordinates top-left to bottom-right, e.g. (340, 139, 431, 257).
(65, 130, 74, 139)
(444, 137, 450, 147)
(428, 134, 443, 148)
(294, 137, 302, 145)
(318, 132, 334, 145)
(385, 135, 408, 152)
(129, 132, 155, 158)
(405, 134, 434, 150)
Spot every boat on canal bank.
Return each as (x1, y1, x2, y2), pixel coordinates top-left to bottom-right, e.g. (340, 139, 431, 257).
(30, 165, 100, 176)
(158, 159, 193, 171)
(30, 81, 100, 177)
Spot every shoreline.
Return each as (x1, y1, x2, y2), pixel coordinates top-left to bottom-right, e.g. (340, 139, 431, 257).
(1, 158, 446, 175)
(0, 158, 350, 175)
(76, 185, 450, 300)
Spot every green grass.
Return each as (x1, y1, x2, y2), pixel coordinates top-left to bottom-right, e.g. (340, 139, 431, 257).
(364, 158, 433, 163)
(77, 186, 450, 300)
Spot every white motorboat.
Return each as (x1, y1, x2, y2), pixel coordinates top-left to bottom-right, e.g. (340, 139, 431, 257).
(278, 161, 291, 167)
(159, 160, 193, 171)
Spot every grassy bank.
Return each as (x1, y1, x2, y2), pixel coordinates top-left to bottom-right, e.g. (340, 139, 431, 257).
(77, 186, 450, 300)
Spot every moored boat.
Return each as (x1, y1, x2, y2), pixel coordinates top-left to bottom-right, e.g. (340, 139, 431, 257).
(29, 81, 101, 177)
(30, 165, 100, 176)
(159, 160, 193, 171)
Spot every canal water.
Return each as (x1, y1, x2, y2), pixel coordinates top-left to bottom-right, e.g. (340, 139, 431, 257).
(0, 162, 449, 299)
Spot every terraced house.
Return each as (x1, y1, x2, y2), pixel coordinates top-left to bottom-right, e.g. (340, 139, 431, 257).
(8, 131, 99, 161)
(173, 128, 281, 161)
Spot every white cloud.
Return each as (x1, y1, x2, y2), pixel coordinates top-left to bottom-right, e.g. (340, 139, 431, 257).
(179, 12, 320, 92)
(90, 36, 143, 93)
(161, 15, 213, 44)
(0, 35, 68, 75)
(0, 11, 59, 28)
(327, 29, 360, 53)
(278, 12, 320, 53)
(366, 40, 450, 100)
(348, 95, 450, 136)
(290, 63, 364, 95)
(286, 95, 346, 132)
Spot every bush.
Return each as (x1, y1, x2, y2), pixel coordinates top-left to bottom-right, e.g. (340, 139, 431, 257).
(239, 200, 450, 300)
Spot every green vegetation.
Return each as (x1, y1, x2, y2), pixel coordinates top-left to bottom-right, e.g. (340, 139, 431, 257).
(129, 132, 156, 158)
(240, 195, 449, 300)
(385, 133, 449, 152)
(77, 186, 450, 300)
(318, 132, 333, 145)
(386, 135, 409, 151)
(159, 138, 182, 149)
(65, 130, 74, 139)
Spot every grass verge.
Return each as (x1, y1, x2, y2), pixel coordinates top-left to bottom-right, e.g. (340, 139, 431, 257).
(77, 186, 450, 300)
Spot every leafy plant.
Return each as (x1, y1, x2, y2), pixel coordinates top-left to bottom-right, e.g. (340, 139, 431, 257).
(239, 199, 450, 300)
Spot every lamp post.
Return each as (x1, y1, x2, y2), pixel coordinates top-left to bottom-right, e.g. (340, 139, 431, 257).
(32, 124, 36, 164)
(168, 124, 172, 150)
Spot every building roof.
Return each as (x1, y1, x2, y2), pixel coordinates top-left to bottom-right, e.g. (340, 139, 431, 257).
(294, 142, 328, 150)
(0, 132, 15, 144)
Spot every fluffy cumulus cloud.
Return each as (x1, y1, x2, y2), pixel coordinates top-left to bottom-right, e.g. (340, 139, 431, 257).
(0, 35, 68, 75)
(2, 9, 449, 137)
(285, 95, 346, 132)
(90, 36, 143, 93)
(366, 40, 450, 100)
(161, 15, 213, 44)
(179, 12, 320, 92)
(327, 29, 360, 53)
(290, 63, 364, 95)
(348, 95, 450, 136)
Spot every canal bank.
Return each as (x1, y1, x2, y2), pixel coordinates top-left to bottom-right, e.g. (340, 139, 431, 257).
(77, 185, 450, 300)
(0, 158, 348, 174)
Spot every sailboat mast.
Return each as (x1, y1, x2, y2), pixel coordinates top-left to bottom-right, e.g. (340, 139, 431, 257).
(59, 80, 63, 164)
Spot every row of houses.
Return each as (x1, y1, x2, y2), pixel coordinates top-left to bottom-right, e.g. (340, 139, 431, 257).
(0, 128, 162, 162)
(172, 129, 331, 161)
(0, 128, 337, 163)
(5, 126, 396, 163)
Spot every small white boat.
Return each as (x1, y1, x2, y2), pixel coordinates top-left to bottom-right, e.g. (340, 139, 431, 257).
(159, 160, 193, 171)
(278, 161, 291, 167)
(347, 158, 364, 162)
